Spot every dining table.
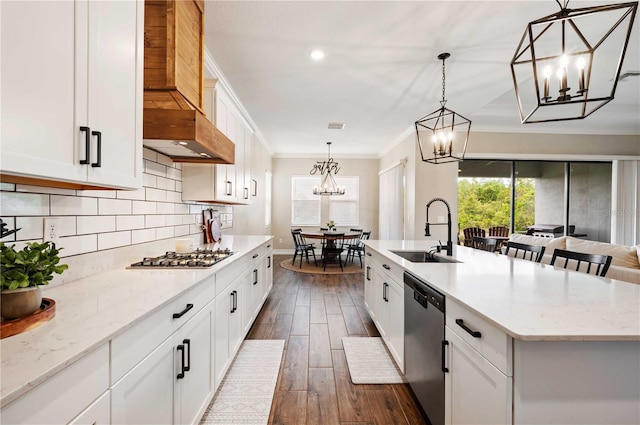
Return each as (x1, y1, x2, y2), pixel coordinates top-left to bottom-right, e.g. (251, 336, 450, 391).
(300, 231, 361, 266)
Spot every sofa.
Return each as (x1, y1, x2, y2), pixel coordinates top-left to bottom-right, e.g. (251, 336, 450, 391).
(506, 234, 640, 285)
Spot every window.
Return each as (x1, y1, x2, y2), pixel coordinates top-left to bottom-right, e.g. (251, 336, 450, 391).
(291, 176, 321, 225)
(329, 177, 359, 226)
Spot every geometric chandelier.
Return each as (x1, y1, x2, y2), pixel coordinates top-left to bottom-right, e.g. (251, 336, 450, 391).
(510, 0, 638, 124)
(415, 52, 471, 164)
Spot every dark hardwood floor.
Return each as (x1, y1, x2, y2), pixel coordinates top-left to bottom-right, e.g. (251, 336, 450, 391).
(246, 255, 428, 425)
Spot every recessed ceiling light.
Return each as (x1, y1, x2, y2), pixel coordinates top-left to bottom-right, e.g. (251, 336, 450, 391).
(310, 49, 325, 61)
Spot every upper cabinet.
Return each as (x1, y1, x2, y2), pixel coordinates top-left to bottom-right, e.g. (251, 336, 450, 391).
(182, 80, 253, 205)
(0, 0, 143, 190)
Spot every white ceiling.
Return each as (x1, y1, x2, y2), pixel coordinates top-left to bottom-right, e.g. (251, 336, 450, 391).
(203, 1, 640, 157)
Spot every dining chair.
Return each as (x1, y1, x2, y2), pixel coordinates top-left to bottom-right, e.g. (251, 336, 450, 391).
(472, 236, 499, 253)
(488, 226, 510, 237)
(346, 230, 371, 267)
(504, 241, 545, 263)
(291, 229, 317, 268)
(463, 227, 486, 247)
(322, 233, 345, 271)
(550, 248, 612, 277)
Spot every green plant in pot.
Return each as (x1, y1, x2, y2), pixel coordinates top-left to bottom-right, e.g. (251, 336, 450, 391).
(1, 242, 68, 320)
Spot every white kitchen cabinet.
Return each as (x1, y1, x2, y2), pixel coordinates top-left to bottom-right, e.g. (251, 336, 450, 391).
(0, 0, 142, 190)
(68, 390, 110, 425)
(365, 250, 405, 371)
(112, 300, 214, 425)
(444, 326, 512, 425)
(214, 276, 243, 388)
(214, 89, 237, 203)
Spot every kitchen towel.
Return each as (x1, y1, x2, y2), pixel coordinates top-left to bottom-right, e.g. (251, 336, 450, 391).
(342, 337, 406, 384)
(200, 339, 285, 424)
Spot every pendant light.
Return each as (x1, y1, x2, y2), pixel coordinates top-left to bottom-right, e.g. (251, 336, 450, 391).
(415, 53, 471, 164)
(310, 142, 345, 196)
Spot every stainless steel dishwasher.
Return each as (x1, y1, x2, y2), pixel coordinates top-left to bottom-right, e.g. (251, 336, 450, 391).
(404, 271, 446, 425)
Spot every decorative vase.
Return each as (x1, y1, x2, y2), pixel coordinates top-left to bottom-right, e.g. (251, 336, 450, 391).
(1, 286, 43, 320)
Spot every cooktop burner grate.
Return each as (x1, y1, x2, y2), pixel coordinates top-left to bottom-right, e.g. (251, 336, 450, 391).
(129, 248, 233, 268)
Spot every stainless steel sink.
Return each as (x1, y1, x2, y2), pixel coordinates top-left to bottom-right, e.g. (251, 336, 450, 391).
(390, 250, 460, 263)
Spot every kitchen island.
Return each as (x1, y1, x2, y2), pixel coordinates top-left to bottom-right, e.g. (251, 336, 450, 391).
(364, 240, 640, 425)
(1, 235, 273, 424)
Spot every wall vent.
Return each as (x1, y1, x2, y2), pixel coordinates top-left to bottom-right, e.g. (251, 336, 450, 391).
(328, 122, 345, 130)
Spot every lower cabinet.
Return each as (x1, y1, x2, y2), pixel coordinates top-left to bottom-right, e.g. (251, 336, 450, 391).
(68, 390, 110, 425)
(444, 326, 512, 425)
(214, 277, 243, 389)
(111, 301, 214, 425)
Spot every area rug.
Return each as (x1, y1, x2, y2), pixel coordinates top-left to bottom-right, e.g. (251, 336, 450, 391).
(342, 337, 406, 384)
(279, 258, 364, 275)
(200, 339, 285, 424)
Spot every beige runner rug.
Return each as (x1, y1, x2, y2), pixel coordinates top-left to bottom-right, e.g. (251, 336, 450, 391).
(200, 339, 285, 424)
(342, 337, 406, 384)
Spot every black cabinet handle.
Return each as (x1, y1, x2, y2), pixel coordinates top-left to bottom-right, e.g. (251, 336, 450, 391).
(366, 252, 372, 256)
(442, 340, 449, 373)
(230, 290, 237, 313)
(225, 181, 233, 196)
(244, 187, 249, 199)
(383, 282, 389, 302)
(267, 244, 272, 248)
(455, 319, 482, 338)
(253, 269, 258, 285)
(176, 344, 185, 379)
(230, 291, 234, 313)
(183, 339, 191, 372)
(267, 256, 271, 268)
(252, 253, 259, 259)
(382, 264, 391, 270)
(366, 266, 371, 281)
(172, 303, 193, 319)
(80, 126, 91, 164)
(91, 130, 101, 167)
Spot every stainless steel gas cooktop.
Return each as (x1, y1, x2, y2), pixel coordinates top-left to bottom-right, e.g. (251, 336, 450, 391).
(129, 248, 233, 269)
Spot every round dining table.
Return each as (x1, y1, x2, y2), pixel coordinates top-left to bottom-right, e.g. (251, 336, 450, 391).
(300, 232, 361, 267)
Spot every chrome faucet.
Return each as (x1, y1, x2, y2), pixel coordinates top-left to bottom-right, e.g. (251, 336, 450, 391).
(425, 198, 453, 256)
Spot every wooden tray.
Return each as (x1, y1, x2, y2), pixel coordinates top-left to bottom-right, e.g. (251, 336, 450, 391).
(1, 298, 56, 339)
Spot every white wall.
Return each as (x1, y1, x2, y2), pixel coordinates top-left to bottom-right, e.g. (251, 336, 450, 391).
(271, 157, 379, 251)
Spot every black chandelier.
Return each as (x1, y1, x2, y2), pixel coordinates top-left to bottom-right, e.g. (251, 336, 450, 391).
(310, 142, 345, 196)
(415, 53, 471, 165)
(510, 0, 638, 124)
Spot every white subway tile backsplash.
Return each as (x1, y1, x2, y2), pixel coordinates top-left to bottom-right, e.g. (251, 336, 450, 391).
(132, 201, 157, 215)
(144, 160, 167, 177)
(0, 183, 15, 191)
(143, 147, 157, 162)
(77, 216, 116, 235)
(0, 217, 17, 242)
(51, 195, 97, 216)
(175, 204, 189, 214)
(157, 202, 175, 215)
(116, 215, 145, 231)
(167, 167, 182, 181)
(59, 234, 98, 257)
(146, 187, 167, 202)
(166, 191, 182, 203)
(99, 198, 132, 215)
(59, 216, 77, 236)
(174, 225, 190, 236)
(189, 204, 205, 214)
(77, 190, 117, 198)
(156, 176, 175, 191)
(13, 216, 42, 240)
(143, 173, 157, 188)
(189, 224, 202, 234)
(98, 231, 131, 251)
(156, 226, 175, 240)
(175, 180, 182, 193)
(131, 228, 156, 244)
(116, 188, 146, 201)
(165, 215, 182, 226)
(16, 185, 75, 196)
(182, 214, 196, 225)
(145, 215, 166, 228)
(1, 192, 49, 216)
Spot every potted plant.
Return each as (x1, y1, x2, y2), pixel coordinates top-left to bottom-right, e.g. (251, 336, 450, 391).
(326, 220, 336, 231)
(1, 242, 68, 320)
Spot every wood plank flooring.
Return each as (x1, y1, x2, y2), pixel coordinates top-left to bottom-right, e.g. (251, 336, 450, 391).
(246, 255, 428, 425)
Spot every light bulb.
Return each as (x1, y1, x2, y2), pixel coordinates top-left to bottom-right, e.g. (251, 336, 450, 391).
(543, 65, 552, 78)
(560, 54, 569, 68)
(448, 131, 454, 141)
(576, 57, 586, 70)
(556, 68, 564, 81)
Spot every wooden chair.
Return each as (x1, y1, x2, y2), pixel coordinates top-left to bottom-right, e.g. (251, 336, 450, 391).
(504, 241, 545, 263)
(322, 233, 345, 271)
(489, 226, 509, 237)
(472, 236, 499, 252)
(463, 227, 486, 247)
(346, 230, 371, 267)
(550, 249, 613, 277)
(291, 230, 317, 268)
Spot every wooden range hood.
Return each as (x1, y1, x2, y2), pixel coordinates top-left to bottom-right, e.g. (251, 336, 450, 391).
(143, 0, 234, 164)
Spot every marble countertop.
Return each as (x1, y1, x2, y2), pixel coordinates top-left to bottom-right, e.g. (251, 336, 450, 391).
(364, 240, 640, 342)
(0, 235, 273, 408)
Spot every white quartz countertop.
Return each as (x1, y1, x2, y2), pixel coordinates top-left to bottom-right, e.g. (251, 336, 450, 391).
(0, 235, 273, 408)
(364, 240, 640, 342)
